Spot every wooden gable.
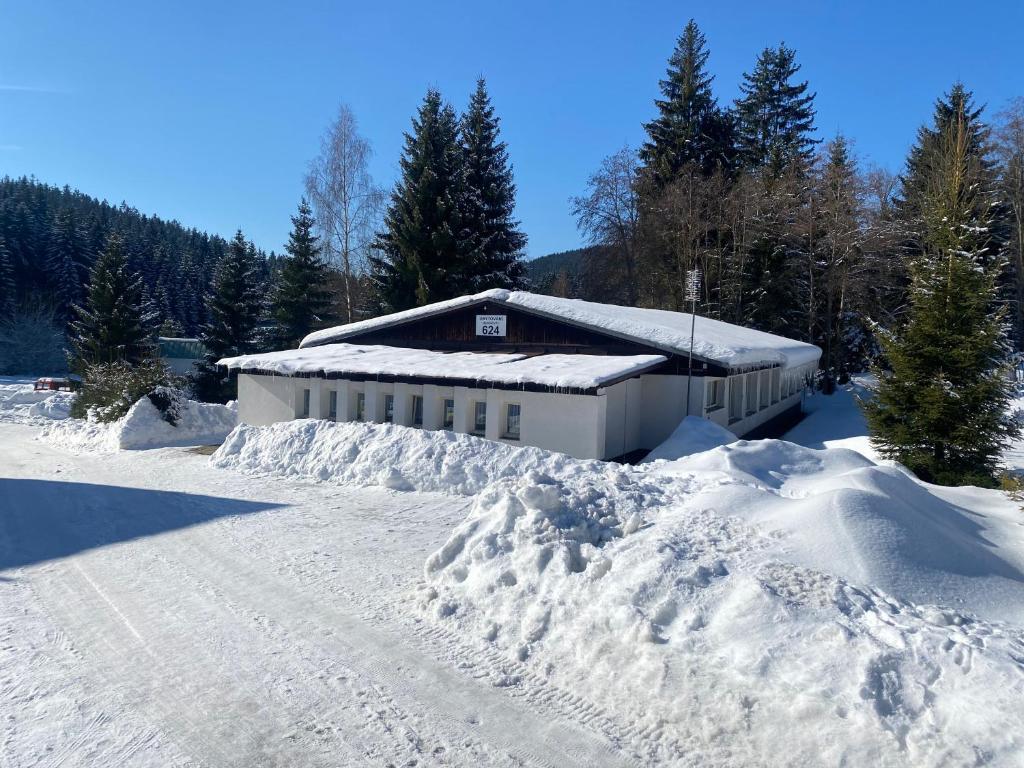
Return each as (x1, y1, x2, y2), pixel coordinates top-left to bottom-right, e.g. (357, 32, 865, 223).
(329, 299, 725, 376)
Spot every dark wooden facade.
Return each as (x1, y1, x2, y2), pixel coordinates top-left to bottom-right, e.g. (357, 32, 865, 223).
(315, 299, 730, 377)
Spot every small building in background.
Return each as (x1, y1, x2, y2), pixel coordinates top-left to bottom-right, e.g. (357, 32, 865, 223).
(220, 290, 820, 461)
(157, 337, 206, 376)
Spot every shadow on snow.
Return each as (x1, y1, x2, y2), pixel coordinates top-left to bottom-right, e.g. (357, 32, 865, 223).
(0, 478, 285, 573)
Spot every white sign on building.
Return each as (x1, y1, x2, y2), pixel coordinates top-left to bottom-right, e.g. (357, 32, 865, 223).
(475, 314, 507, 337)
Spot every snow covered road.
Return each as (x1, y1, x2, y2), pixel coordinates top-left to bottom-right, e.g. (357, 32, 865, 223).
(0, 423, 639, 767)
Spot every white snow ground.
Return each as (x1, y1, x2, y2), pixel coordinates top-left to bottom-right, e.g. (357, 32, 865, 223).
(0, 422, 638, 767)
(0, 376, 74, 425)
(3, 375, 1024, 767)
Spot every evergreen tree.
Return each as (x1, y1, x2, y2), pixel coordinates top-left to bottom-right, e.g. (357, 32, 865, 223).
(370, 89, 472, 311)
(47, 209, 92, 320)
(898, 84, 1008, 267)
(640, 20, 733, 183)
(864, 94, 1019, 486)
(734, 44, 818, 174)
(0, 239, 15, 320)
(193, 230, 263, 402)
(69, 233, 157, 372)
(460, 78, 528, 291)
(272, 199, 333, 348)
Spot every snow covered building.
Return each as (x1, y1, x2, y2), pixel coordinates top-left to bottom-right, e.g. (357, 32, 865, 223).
(220, 289, 820, 460)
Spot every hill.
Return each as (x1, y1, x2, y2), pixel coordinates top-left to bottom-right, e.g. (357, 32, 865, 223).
(525, 246, 606, 297)
(0, 176, 274, 336)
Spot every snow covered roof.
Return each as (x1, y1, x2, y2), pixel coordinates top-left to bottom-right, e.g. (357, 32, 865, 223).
(219, 343, 666, 390)
(300, 289, 821, 370)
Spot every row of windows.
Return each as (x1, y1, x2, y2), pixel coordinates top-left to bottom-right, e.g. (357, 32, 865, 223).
(300, 388, 521, 440)
(714, 369, 804, 424)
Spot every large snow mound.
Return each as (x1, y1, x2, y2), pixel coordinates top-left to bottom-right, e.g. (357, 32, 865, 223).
(642, 415, 737, 462)
(0, 378, 74, 425)
(41, 397, 237, 452)
(211, 419, 623, 495)
(423, 437, 1024, 765)
(661, 439, 1024, 623)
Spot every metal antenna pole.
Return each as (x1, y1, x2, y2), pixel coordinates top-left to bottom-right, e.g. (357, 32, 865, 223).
(684, 269, 700, 417)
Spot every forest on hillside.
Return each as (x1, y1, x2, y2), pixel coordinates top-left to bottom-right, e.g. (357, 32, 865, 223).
(0, 176, 277, 338)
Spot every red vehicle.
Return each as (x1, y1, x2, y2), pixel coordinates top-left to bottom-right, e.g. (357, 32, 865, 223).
(33, 377, 78, 392)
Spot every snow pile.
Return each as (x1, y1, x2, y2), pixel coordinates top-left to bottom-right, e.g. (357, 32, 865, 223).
(211, 419, 619, 495)
(41, 396, 237, 452)
(422, 438, 1024, 765)
(665, 439, 1024, 623)
(301, 288, 821, 369)
(0, 378, 74, 425)
(641, 415, 737, 462)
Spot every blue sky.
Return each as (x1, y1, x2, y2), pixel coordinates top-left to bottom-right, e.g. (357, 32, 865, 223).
(2, 1, 1022, 259)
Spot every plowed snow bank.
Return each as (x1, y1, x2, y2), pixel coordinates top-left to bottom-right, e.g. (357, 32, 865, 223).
(207, 418, 1024, 765)
(212, 419, 620, 495)
(421, 436, 1024, 766)
(41, 397, 237, 452)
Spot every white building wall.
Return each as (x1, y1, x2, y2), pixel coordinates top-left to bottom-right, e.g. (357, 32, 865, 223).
(235, 374, 608, 459)
(637, 374, 689, 450)
(237, 374, 299, 425)
(237, 365, 814, 461)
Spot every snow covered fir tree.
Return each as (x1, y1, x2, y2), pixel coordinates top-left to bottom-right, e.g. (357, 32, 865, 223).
(459, 78, 528, 291)
(370, 84, 526, 311)
(865, 87, 1020, 487)
(192, 230, 265, 403)
(69, 233, 157, 372)
(272, 199, 333, 349)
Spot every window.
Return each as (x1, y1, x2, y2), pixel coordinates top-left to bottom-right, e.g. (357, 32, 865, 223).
(299, 387, 310, 418)
(411, 395, 423, 427)
(356, 392, 366, 421)
(759, 371, 770, 408)
(728, 377, 743, 423)
(706, 379, 725, 412)
(472, 401, 487, 435)
(442, 398, 455, 430)
(384, 394, 394, 423)
(504, 403, 521, 439)
(770, 369, 781, 404)
(745, 374, 757, 416)
(328, 390, 338, 419)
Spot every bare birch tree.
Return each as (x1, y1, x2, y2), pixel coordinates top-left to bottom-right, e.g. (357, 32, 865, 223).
(305, 105, 385, 322)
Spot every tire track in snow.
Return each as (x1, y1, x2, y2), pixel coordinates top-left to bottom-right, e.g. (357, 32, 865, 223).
(195, 495, 659, 765)
(165, 516, 637, 768)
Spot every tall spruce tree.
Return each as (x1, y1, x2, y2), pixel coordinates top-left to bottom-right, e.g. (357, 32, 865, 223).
(864, 92, 1019, 487)
(272, 199, 333, 348)
(370, 89, 472, 311)
(734, 44, 818, 174)
(0, 239, 15, 320)
(48, 209, 92, 321)
(193, 230, 263, 402)
(69, 233, 156, 372)
(898, 84, 1008, 267)
(640, 19, 733, 183)
(460, 78, 527, 291)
